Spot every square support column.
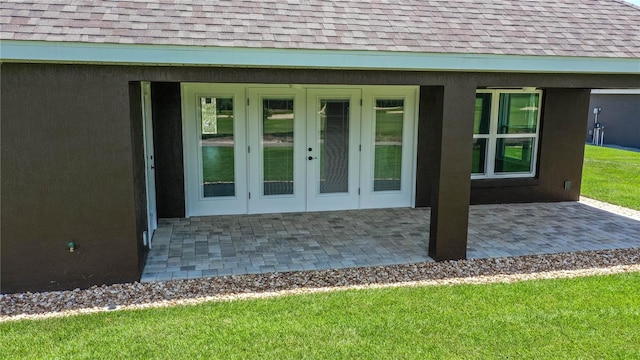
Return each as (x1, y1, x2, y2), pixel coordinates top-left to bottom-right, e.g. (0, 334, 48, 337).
(419, 84, 476, 261)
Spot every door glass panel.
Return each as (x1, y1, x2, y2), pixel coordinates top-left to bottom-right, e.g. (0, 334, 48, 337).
(474, 93, 492, 134)
(498, 93, 540, 134)
(200, 97, 235, 197)
(263, 99, 294, 195)
(472, 138, 487, 174)
(374, 99, 404, 191)
(495, 138, 534, 173)
(319, 99, 350, 193)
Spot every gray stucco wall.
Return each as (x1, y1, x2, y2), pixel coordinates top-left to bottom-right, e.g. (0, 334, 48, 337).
(587, 94, 640, 148)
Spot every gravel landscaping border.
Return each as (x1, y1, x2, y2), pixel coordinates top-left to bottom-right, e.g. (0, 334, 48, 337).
(2, 248, 639, 322)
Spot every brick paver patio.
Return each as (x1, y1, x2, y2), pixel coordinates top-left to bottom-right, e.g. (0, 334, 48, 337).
(141, 202, 640, 282)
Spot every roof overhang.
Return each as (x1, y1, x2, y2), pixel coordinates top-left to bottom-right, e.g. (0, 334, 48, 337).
(1, 40, 639, 74)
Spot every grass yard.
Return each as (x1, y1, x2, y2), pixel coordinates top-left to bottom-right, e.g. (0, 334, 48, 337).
(2, 272, 639, 359)
(582, 145, 640, 210)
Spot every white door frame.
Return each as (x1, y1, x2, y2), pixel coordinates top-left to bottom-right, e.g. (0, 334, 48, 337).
(141, 81, 157, 248)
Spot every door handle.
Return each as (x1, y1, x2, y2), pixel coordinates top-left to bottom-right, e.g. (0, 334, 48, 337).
(308, 156, 317, 160)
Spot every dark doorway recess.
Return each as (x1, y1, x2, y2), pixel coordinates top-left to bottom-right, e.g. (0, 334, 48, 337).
(151, 82, 186, 218)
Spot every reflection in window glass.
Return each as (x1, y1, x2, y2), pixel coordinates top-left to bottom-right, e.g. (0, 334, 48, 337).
(494, 138, 534, 173)
(263, 99, 294, 196)
(201, 97, 235, 197)
(472, 138, 487, 174)
(498, 93, 539, 134)
(319, 99, 349, 194)
(374, 99, 404, 191)
(474, 93, 491, 134)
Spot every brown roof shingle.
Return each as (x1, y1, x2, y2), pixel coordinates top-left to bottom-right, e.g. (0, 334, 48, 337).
(1, 0, 639, 58)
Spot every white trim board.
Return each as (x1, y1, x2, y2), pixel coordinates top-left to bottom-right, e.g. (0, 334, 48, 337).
(591, 89, 640, 95)
(1, 40, 639, 74)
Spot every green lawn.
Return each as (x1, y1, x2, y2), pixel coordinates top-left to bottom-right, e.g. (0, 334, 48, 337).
(582, 145, 640, 210)
(2, 273, 640, 359)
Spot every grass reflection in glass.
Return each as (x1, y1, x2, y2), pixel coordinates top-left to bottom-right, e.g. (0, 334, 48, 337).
(374, 100, 403, 191)
(202, 146, 404, 183)
(263, 99, 294, 195)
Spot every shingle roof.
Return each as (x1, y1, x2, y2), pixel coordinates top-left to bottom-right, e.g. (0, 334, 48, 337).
(1, 0, 639, 58)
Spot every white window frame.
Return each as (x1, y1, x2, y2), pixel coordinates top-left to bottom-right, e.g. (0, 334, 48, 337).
(472, 89, 543, 179)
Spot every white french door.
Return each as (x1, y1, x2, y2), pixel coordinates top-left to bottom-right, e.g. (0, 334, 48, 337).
(359, 87, 417, 209)
(182, 84, 417, 217)
(182, 84, 248, 216)
(306, 89, 362, 211)
(247, 88, 306, 214)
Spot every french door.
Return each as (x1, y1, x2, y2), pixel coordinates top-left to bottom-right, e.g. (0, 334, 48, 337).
(247, 88, 306, 213)
(182, 84, 248, 216)
(306, 89, 361, 211)
(359, 87, 417, 209)
(182, 84, 416, 217)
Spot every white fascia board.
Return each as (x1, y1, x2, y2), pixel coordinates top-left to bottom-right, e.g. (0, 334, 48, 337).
(591, 89, 640, 94)
(1, 40, 639, 74)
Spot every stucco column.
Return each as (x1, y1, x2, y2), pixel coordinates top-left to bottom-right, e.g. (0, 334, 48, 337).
(419, 84, 476, 261)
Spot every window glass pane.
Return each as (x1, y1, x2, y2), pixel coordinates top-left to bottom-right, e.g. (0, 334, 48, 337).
(472, 138, 487, 174)
(494, 138, 534, 173)
(474, 93, 491, 134)
(498, 93, 539, 134)
(373, 99, 404, 191)
(201, 97, 235, 197)
(263, 99, 294, 195)
(319, 99, 349, 193)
